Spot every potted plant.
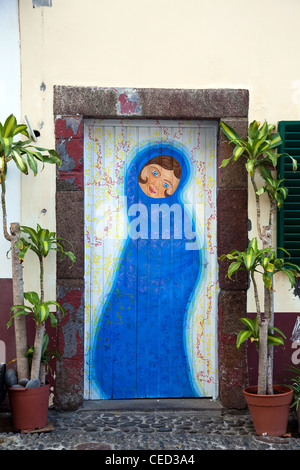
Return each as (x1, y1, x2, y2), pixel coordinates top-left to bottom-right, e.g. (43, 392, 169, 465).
(219, 120, 300, 436)
(0, 114, 75, 431)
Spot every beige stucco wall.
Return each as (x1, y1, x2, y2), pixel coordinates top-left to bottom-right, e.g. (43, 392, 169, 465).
(18, 0, 300, 312)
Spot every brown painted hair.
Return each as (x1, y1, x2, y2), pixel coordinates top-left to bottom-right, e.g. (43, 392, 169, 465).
(138, 155, 181, 197)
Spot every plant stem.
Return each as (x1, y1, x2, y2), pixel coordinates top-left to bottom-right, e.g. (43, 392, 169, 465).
(39, 256, 44, 303)
(258, 318, 268, 395)
(30, 322, 45, 380)
(30, 256, 45, 381)
(0, 175, 11, 241)
(251, 175, 262, 241)
(251, 270, 261, 325)
(1, 174, 29, 379)
(10, 223, 29, 380)
(251, 171, 276, 395)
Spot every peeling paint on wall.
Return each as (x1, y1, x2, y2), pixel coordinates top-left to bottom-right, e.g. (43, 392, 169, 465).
(291, 316, 300, 342)
(116, 89, 142, 115)
(33, 0, 52, 7)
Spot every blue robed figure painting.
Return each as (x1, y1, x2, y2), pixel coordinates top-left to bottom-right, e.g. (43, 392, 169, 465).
(92, 142, 202, 398)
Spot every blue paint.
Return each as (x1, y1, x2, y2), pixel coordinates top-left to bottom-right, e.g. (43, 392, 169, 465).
(92, 142, 202, 398)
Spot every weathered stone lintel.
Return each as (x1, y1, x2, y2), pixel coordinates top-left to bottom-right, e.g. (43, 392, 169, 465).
(54, 86, 249, 119)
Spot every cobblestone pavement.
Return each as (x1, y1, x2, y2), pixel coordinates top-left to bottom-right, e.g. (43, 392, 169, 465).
(0, 402, 299, 451)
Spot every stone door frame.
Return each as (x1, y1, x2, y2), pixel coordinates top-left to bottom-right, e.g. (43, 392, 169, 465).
(54, 86, 249, 410)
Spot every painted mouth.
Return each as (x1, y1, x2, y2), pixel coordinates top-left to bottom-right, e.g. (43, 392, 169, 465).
(149, 185, 157, 194)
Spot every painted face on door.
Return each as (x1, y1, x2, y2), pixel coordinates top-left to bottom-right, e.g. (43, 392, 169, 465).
(138, 155, 181, 198)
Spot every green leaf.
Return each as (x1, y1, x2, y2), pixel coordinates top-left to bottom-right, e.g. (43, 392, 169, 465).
(13, 124, 28, 136)
(245, 159, 255, 176)
(281, 267, 298, 288)
(29, 150, 44, 163)
(220, 157, 232, 168)
(263, 270, 273, 289)
(41, 240, 51, 256)
(269, 325, 286, 339)
(220, 121, 241, 142)
(7, 305, 33, 327)
(49, 312, 58, 327)
(268, 133, 282, 149)
(290, 156, 298, 171)
(43, 300, 65, 316)
(24, 291, 40, 307)
(233, 145, 245, 161)
(264, 150, 278, 167)
(257, 121, 269, 140)
(15, 238, 31, 262)
(33, 148, 62, 166)
(48, 149, 62, 166)
(236, 330, 252, 349)
(42, 332, 49, 354)
(1, 136, 13, 157)
(239, 317, 257, 333)
(265, 262, 275, 273)
(20, 226, 39, 245)
(3, 114, 17, 138)
(248, 237, 258, 251)
(252, 140, 269, 158)
(227, 261, 241, 278)
(64, 251, 76, 264)
(38, 304, 49, 323)
(267, 334, 285, 346)
(248, 121, 260, 139)
(260, 164, 273, 181)
(11, 148, 28, 174)
(256, 186, 265, 196)
(243, 252, 256, 270)
(25, 151, 38, 175)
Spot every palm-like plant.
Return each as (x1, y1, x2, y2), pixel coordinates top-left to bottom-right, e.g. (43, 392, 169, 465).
(220, 237, 299, 350)
(287, 366, 300, 411)
(0, 114, 61, 381)
(220, 120, 300, 395)
(7, 225, 75, 382)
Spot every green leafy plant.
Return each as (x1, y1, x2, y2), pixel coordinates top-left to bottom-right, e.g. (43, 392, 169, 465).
(8, 292, 65, 383)
(221, 237, 299, 352)
(236, 316, 286, 350)
(25, 332, 61, 386)
(220, 120, 300, 395)
(17, 224, 76, 265)
(286, 365, 300, 411)
(8, 291, 65, 328)
(7, 225, 75, 382)
(0, 114, 60, 178)
(0, 114, 74, 386)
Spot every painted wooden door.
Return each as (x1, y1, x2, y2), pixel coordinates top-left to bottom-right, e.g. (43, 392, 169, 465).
(84, 120, 218, 400)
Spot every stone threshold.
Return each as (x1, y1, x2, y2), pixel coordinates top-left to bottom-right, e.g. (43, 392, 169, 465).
(79, 398, 223, 412)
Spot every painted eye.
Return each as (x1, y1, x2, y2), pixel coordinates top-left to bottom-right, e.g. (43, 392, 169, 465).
(163, 182, 169, 189)
(152, 170, 158, 177)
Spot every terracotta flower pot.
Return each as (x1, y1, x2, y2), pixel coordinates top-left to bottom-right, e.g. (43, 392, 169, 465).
(243, 384, 293, 437)
(8, 383, 50, 432)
